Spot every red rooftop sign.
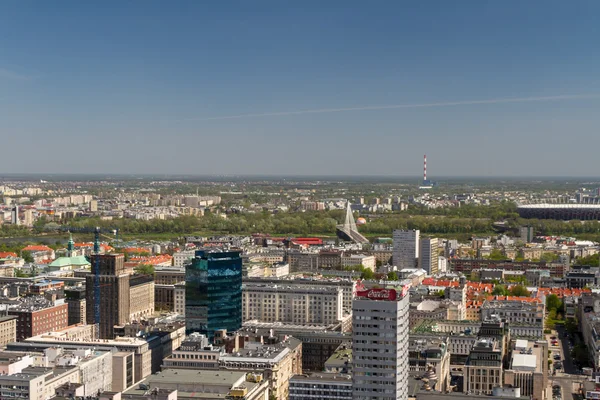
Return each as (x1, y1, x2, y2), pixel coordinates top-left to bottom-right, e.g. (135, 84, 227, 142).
(356, 288, 397, 301)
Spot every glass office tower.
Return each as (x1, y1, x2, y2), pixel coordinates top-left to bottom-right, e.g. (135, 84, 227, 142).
(185, 250, 242, 340)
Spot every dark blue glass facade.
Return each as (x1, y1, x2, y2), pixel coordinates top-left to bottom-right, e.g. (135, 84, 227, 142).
(185, 250, 242, 340)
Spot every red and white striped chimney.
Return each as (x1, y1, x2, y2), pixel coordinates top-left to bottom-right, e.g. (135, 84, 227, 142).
(423, 154, 427, 181)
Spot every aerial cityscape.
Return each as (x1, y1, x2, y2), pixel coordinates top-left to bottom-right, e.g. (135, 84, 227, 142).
(1, 2, 600, 400)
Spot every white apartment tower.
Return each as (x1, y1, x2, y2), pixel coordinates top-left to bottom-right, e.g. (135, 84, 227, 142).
(419, 237, 439, 275)
(393, 230, 420, 269)
(352, 287, 410, 400)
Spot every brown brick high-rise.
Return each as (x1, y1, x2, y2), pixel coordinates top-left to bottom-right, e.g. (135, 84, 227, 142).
(86, 254, 130, 339)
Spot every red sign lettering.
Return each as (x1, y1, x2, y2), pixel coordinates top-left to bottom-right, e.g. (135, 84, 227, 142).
(356, 288, 397, 301)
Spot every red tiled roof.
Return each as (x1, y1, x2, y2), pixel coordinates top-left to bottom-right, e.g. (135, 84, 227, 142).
(0, 252, 18, 258)
(22, 245, 52, 252)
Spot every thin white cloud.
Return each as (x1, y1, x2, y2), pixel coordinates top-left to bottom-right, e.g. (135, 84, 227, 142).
(180, 94, 600, 122)
(0, 67, 37, 81)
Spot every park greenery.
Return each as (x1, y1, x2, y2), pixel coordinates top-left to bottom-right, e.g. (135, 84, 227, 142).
(491, 284, 530, 297)
(134, 264, 155, 275)
(1, 198, 600, 242)
(545, 294, 564, 329)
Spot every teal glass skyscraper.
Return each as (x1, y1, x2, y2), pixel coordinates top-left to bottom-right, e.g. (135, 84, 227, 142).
(185, 250, 242, 340)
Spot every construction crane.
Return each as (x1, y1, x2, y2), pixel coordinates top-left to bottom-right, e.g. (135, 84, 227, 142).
(59, 226, 119, 339)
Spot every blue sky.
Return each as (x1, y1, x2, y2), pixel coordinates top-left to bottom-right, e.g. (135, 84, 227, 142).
(1, 1, 599, 176)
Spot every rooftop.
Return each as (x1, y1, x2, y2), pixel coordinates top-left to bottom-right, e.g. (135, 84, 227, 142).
(290, 372, 352, 383)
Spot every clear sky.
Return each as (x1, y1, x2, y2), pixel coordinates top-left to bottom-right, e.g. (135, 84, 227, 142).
(1, 1, 599, 177)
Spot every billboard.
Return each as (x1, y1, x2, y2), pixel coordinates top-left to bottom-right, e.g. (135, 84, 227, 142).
(356, 288, 397, 301)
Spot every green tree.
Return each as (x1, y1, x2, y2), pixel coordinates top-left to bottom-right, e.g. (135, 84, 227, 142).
(509, 285, 530, 297)
(492, 285, 509, 296)
(546, 294, 563, 313)
(134, 264, 155, 276)
(387, 271, 398, 281)
(540, 252, 559, 263)
(21, 251, 34, 263)
(361, 269, 375, 280)
(486, 249, 507, 260)
(14, 269, 29, 278)
(577, 254, 599, 267)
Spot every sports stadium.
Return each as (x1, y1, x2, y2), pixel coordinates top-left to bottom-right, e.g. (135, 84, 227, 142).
(517, 203, 600, 220)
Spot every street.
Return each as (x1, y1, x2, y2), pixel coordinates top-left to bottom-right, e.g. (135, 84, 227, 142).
(547, 326, 585, 400)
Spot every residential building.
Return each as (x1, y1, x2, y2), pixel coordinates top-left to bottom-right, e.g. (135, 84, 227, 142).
(173, 250, 196, 267)
(341, 254, 376, 271)
(8, 298, 68, 341)
(352, 286, 410, 400)
(393, 230, 420, 269)
(0, 316, 17, 347)
(480, 299, 544, 326)
(242, 283, 343, 326)
(289, 373, 352, 400)
(419, 238, 439, 274)
(0, 365, 79, 400)
(244, 276, 356, 313)
(174, 283, 185, 315)
(185, 250, 243, 340)
(129, 274, 155, 321)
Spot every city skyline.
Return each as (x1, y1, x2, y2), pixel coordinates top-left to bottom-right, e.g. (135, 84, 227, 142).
(1, 2, 600, 176)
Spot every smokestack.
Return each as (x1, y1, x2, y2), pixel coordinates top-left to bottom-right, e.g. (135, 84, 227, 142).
(423, 154, 427, 181)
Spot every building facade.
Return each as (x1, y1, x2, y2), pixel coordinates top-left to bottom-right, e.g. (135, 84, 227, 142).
(86, 254, 130, 339)
(242, 283, 343, 326)
(393, 230, 420, 269)
(185, 250, 243, 340)
(419, 238, 439, 275)
(352, 287, 410, 400)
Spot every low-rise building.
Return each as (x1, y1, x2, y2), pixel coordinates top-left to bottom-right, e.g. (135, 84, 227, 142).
(0, 316, 17, 347)
(503, 339, 548, 399)
(122, 369, 269, 400)
(408, 337, 451, 392)
(480, 298, 544, 326)
(289, 373, 352, 400)
(9, 330, 153, 384)
(7, 297, 68, 341)
(242, 283, 343, 326)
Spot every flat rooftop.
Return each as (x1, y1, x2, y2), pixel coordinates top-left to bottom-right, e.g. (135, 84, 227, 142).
(123, 369, 261, 398)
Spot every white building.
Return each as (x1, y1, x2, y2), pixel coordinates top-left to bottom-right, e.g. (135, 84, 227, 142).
(393, 230, 420, 269)
(173, 250, 196, 267)
(352, 286, 410, 400)
(341, 254, 376, 271)
(174, 283, 185, 316)
(419, 237, 438, 274)
(242, 283, 343, 326)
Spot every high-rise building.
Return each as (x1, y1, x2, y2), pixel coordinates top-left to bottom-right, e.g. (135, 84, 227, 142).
(86, 254, 130, 339)
(185, 250, 242, 340)
(23, 209, 33, 227)
(352, 286, 410, 400)
(419, 237, 439, 274)
(11, 205, 19, 225)
(393, 230, 420, 269)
